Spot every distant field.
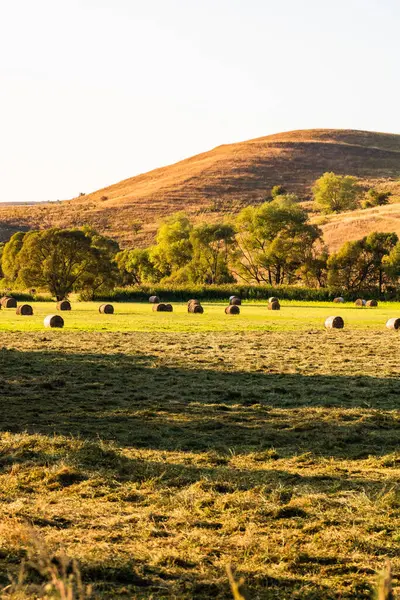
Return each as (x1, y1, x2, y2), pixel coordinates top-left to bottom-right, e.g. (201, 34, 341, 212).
(1, 304, 400, 598)
(1, 300, 400, 332)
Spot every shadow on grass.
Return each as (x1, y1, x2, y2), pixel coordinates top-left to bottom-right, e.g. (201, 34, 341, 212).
(1, 348, 399, 458)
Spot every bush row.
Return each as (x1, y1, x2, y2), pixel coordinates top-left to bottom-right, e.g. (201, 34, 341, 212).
(92, 285, 396, 303)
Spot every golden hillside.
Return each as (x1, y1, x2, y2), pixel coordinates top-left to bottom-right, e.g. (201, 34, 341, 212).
(1, 128, 400, 248)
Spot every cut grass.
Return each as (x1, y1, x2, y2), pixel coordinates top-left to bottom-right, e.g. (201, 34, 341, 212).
(0, 327, 400, 598)
(1, 300, 400, 332)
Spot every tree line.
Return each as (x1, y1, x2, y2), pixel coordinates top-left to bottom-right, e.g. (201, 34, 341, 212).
(0, 173, 398, 299)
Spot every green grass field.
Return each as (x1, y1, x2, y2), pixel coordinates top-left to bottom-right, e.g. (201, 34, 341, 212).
(1, 302, 399, 598)
(1, 300, 400, 332)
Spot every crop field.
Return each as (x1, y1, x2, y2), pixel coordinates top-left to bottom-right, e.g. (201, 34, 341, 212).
(1, 301, 400, 598)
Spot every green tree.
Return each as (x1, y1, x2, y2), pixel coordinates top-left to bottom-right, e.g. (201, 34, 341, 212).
(362, 189, 391, 209)
(271, 185, 287, 199)
(327, 232, 398, 293)
(313, 172, 361, 213)
(16, 228, 117, 300)
(189, 223, 236, 284)
(78, 228, 120, 300)
(115, 248, 160, 285)
(1, 231, 27, 282)
(232, 195, 322, 285)
(149, 213, 193, 278)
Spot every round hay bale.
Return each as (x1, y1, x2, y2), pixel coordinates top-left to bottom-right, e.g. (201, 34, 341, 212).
(190, 304, 204, 314)
(1, 296, 17, 308)
(229, 296, 241, 306)
(325, 316, 344, 329)
(268, 297, 279, 304)
(16, 304, 33, 316)
(164, 303, 173, 312)
(153, 303, 166, 312)
(99, 303, 114, 314)
(225, 305, 240, 315)
(44, 314, 64, 328)
(366, 299, 378, 307)
(386, 317, 400, 330)
(333, 297, 345, 303)
(354, 298, 366, 307)
(57, 300, 71, 311)
(268, 301, 280, 311)
(187, 299, 201, 311)
(149, 296, 160, 304)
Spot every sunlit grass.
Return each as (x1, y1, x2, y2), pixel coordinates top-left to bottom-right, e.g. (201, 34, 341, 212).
(1, 300, 400, 332)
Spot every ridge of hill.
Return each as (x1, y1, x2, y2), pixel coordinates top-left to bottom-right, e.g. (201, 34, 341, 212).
(1, 128, 400, 249)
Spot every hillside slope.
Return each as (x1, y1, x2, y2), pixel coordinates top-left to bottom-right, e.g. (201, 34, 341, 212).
(1, 129, 400, 248)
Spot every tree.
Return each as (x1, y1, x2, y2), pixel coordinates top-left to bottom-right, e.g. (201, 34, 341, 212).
(362, 189, 391, 209)
(313, 172, 361, 213)
(271, 185, 287, 199)
(1, 231, 27, 282)
(327, 232, 398, 293)
(232, 195, 322, 285)
(189, 223, 236, 284)
(149, 213, 193, 279)
(78, 228, 120, 300)
(16, 228, 118, 300)
(115, 248, 160, 285)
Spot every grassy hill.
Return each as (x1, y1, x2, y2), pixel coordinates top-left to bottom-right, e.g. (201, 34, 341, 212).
(1, 128, 400, 249)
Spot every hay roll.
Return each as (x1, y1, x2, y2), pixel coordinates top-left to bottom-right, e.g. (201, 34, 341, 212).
(44, 314, 64, 328)
(191, 304, 204, 314)
(268, 297, 279, 304)
(16, 304, 33, 316)
(354, 299, 366, 307)
(386, 318, 400, 330)
(366, 299, 378, 307)
(333, 297, 345, 303)
(149, 296, 160, 304)
(187, 299, 201, 311)
(229, 296, 241, 306)
(325, 316, 344, 329)
(268, 301, 280, 310)
(164, 303, 173, 312)
(1, 296, 17, 308)
(99, 303, 114, 314)
(153, 303, 166, 312)
(225, 305, 240, 315)
(57, 300, 71, 311)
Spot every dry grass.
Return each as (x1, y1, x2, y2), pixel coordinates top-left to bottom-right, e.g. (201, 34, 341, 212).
(0, 328, 400, 598)
(1, 129, 400, 248)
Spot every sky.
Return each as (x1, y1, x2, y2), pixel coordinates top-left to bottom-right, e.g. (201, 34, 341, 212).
(1, 0, 399, 203)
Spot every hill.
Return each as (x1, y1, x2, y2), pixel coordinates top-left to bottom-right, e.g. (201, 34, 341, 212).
(1, 128, 400, 248)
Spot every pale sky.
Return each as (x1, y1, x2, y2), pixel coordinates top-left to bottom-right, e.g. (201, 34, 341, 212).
(1, 0, 399, 203)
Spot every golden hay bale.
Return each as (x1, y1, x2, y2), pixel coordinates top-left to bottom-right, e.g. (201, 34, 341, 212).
(189, 304, 204, 314)
(16, 304, 33, 316)
(153, 303, 166, 312)
(354, 298, 366, 307)
(225, 305, 240, 315)
(99, 303, 114, 314)
(1, 296, 17, 308)
(187, 299, 201, 311)
(366, 299, 378, 307)
(386, 318, 400, 330)
(44, 314, 64, 328)
(229, 296, 241, 306)
(268, 297, 279, 304)
(333, 297, 345, 303)
(149, 295, 160, 304)
(325, 316, 344, 329)
(164, 303, 173, 312)
(268, 301, 280, 310)
(57, 300, 71, 311)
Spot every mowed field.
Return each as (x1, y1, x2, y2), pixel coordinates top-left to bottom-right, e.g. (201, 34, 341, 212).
(1, 302, 400, 598)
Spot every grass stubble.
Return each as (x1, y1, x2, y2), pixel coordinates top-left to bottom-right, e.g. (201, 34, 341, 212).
(0, 305, 399, 598)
